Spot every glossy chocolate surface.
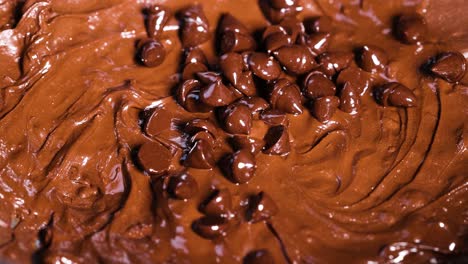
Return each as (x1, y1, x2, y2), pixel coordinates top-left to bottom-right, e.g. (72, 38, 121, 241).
(0, 0, 467, 263)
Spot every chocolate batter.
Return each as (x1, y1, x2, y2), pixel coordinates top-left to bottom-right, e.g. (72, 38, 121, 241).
(0, 0, 467, 263)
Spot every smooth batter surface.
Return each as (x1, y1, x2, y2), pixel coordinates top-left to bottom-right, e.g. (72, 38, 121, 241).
(0, 0, 467, 263)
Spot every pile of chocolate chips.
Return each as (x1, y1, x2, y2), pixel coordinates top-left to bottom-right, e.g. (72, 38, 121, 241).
(133, 0, 467, 258)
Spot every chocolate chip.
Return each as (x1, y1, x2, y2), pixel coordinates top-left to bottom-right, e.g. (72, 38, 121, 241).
(230, 136, 265, 155)
(260, 109, 289, 126)
(200, 80, 238, 107)
(263, 125, 290, 155)
(185, 47, 208, 65)
(184, 119, 218, 137)
(218, 13, 250, 35)
(219, 104, 253, 135)
(219, 53, 256, 96)
(428, 52, 467, 83)
(138, 39, 166, 67)
(236, 97, 270, 118)
(264, 31, 292, 53)
(279, 16, 305, 42)
(176, 79, 212, 113)
(179, 5, 210, 47)
(374, 82, 417, 108)
(200, 189, 232, 216)
(296, 32, 330, 55)
(262, 25, 287, 40)
(339, 82, 361, 114)
(302, 71, 336, 99)
(167, 171, 198, 199)
(336, 66, 369, 94)
(316, 52, 354, 76)
(184, 140, 215, 169)
(311, 96, 340, 122)
(248, 192, 278, 223)
(259, 0, 303, 23)
(137, 141, 172, 176)
(273, 45, 316, 75)
(196, 71, 223, 84)
(219, 31, 256, 54)
(145, 107, 172, 138)
(357, 45, 388, 73)
(243, 249, 275, 264)
(269, 0, 299, 9)
(192, 216, 229, 239)
(146, 5, 172, 38)
(248, 53, 282, 81)
(182, 62, 209, 80)
(269, 79, 303, 115)
(394, 13, 427, 44)
(304, 16, 333, 34)
(220, 150, 256, 184)
(189, 131, 216, 149)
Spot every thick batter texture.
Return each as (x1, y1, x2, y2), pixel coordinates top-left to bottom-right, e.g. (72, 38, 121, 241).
(0, 0, 467, 263)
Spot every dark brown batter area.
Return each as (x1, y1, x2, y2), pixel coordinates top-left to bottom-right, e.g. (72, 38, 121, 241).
(0, 0, 467, 263)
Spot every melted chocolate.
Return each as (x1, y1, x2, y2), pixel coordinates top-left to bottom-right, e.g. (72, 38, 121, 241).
(0, 0, 467, 263)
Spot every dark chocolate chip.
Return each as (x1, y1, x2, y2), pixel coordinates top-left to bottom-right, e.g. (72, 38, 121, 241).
(269, 0, 299, 9)
(273, 45, 316, 75)
(259, 0, 303, 23)
(219, 104, 253, 135)
(138, 39, 166, 67)
(374, 82, 417, 108)
(137, 141, 172, 176)
(200, 189, 232, 216)
(146, 5, 172, 38)
(335, 66, 369, 94)
(184, 119, 218, 137)
(196, 71, 223, 84)
(218, 13, 250, 35)
(184, 140, 215, 169)
(176, 79, 212, 113)
(248, 53, 282, 81)
(179, 5, 210, 47)
(243, 249, 275, 264)
(304, 16, 333, 34)
(263, 125, 290, 155)
(231, 136, 265, 155)
(264, 31, 292, 53)
(262, 25, 288, 40)
(260, 109, 289, 126)
(394, 13, 427, 44)
(220, 150, 256, 184)
(219, 31, 257, 54)
(248, 192, 278, 223)
(219, 53, 256, 96)
(428, 52, 467, 83)
(189, 131, 216, 149)
(270, 79, 303, 115)
(311, 96, 340, 122)
(316, 52, 354, 76)
(182, 62, 209, 80)
(339, 82, 361, 114)
(236, 97, 270, 118)
(167, 171, 198, 199)
(145, 107, 172, 138)
(296, 32, 330, 55)
(279, 16, 305, 42)
(192, 216, 229, 239)
(184, 47, 208, 65)
(357, 45, 388, 73)
(302, 71, 336, 99)
(200, 80, 238, 107)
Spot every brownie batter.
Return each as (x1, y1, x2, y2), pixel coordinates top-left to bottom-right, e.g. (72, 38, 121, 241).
(0, 0, 467, 263)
